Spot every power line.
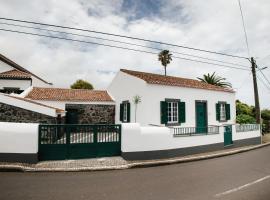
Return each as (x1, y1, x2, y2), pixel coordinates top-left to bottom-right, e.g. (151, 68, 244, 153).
(238, 0, 251, 57)
(257, 73, 270, 91)
(0, 28, 250, 71)
(0, 21, 250, 68)
(257, 66, 270, 86)
(0, 17, 249, 59)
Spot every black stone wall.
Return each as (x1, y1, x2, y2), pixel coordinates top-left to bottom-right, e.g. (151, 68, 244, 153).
(65, 104, 115, 124)
(0, 102, 57, 124)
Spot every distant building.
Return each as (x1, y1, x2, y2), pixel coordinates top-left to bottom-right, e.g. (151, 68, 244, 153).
(0, 54, 52, 94)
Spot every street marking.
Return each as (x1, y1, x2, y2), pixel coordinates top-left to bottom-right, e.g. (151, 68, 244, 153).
(215, 175, 270, 198)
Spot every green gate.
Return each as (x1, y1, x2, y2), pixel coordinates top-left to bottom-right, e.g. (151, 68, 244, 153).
(38, 124, 121, 161)
(224, 125, 233, 146)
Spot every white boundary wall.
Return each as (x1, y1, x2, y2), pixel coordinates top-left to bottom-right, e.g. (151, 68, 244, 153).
(122, 123, 261, 153)
(0, 122, 39, 154)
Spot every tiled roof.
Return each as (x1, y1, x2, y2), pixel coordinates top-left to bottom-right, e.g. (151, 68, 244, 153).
(121, 69, 235, 93)
(0, 54, 52, 85)
(26, 87, 114, 102)
(4, 94, 65, 113)
(0, 69, 31, 79)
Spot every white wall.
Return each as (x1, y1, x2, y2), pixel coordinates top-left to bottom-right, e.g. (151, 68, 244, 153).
(108, 71, 236, 127)
(31, 76, 52, 87)
(0, 79, 31, 90)
(122, 123, 261, 153)
(0, 93, 59, 117)
(0, 122, 39, 153)
(0, 60, 13, 73)
(122, 123, 224, 152)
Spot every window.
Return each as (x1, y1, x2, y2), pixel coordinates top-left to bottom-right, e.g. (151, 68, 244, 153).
(220, 103, 226, 121)
(123, 103, 128, 122)
(167, 101, 178, 123)
(1, 87, 23, 94)
(120, 101, 130, 123)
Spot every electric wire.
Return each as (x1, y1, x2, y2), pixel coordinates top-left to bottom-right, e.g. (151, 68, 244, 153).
(238, 0, 251, 57)
(0, 28, 250, 71)
(0, 17, 249, 59)
(0, 21, 250, 68)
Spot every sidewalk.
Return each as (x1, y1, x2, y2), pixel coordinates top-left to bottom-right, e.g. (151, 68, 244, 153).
(1, 139, 270, 172)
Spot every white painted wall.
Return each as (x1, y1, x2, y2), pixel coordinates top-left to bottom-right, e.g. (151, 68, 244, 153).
(31, 76, 52, 87)
(0, 79, 31, 90)
(0, 93, 60, 117)
(108, 71, 236, 127)
(0, 122, 39, 153)
(0, 60, 13, 73)
(121, 123, 261, 153)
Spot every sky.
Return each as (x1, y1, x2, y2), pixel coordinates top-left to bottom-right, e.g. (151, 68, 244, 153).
(0, 0, 269, 108)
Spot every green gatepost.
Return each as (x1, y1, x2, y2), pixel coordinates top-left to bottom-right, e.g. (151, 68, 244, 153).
(224, 125, 233, 146)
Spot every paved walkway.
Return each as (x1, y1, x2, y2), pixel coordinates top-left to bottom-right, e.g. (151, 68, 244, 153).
(1, 140, 270, 172)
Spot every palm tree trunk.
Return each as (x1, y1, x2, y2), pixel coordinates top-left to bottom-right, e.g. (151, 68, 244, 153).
(164, 66, 167, 76)
(135, 105, 137, 122)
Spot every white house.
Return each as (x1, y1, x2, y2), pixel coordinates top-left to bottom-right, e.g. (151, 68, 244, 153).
(0, 54, 52, 94)
(108, 69, 236, 128)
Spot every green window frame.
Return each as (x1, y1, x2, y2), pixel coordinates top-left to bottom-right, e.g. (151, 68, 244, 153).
(216, 102, 230, 122)
(161, 99, 185, 125)
(120, 101, 130, 123)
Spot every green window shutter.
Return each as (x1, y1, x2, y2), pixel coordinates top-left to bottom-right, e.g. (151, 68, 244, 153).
(178, 101, 186, 123)
(120, 103, 124, 122)
(127, 102, 131, 122)
(225, 103, 231, 120)
(160, 101, 168, 124)
(216, 103, 220, 121)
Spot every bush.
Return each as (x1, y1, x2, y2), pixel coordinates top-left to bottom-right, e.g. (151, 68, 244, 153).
(236, 114, 256, 124)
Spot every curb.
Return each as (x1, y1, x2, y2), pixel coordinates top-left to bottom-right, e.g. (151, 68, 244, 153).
(1, 142, 270, 172)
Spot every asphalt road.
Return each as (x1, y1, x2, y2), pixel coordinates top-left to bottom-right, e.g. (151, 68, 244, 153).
(1, 146, 270, 200)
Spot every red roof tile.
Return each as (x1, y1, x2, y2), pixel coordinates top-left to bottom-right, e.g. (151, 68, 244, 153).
(121, 69, 234, 93)
(0, 69, 31, 79)
(26, 87, 114, 102)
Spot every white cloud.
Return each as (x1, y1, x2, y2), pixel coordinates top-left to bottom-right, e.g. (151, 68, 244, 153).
(0, 0, 269, 108)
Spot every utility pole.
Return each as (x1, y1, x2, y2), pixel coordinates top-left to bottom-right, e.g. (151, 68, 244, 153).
(251, 57, 261, 124)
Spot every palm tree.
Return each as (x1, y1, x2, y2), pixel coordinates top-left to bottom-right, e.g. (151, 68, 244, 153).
(133, 95, 141, 123)
(158, 50, 172, 76)
(197, 72, 232, 88)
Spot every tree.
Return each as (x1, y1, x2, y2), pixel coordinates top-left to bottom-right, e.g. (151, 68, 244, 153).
(158, 50, 172, 76)
(197, 72, 232, 88)
(70, 79, 94, 89)
(236, 114, 256, 124)
(133, 95, 141, 123)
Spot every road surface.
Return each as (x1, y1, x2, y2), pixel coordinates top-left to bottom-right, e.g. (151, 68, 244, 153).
(1, 145, 270, 200)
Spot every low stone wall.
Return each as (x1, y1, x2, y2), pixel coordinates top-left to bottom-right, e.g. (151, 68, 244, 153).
(0, 102, 57, 124)
(66, 104, 115, 124)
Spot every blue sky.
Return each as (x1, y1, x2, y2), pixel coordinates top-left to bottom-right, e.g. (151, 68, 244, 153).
(0, 0, 270, 108)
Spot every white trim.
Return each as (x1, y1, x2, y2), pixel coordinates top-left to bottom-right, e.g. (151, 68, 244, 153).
(0, 93, 61, 117)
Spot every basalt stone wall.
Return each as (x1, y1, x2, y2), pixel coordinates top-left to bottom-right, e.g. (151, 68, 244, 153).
(0, 102, 57, 124)
(66, 104, 115, 124)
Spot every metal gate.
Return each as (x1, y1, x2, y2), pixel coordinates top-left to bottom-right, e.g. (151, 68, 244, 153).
(224, 125, 233, 146)
(38, 124, 121, 161)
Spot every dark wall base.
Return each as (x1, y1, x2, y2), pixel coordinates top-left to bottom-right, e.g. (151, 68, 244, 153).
(0, 153, 38, 164)
(122, 137, 261, 160)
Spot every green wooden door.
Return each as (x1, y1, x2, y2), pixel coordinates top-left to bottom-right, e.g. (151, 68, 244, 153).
(224, 125, 233, 146)
(196, 102, 207, 133)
